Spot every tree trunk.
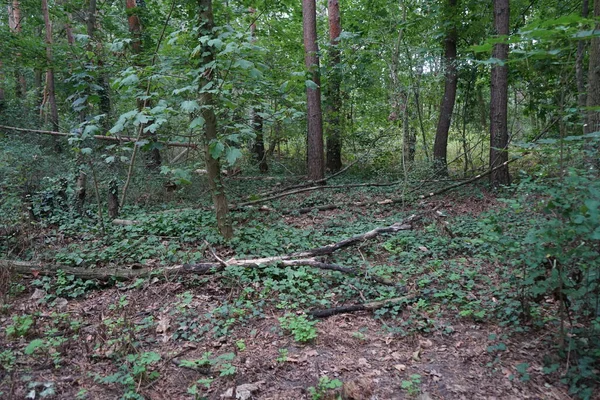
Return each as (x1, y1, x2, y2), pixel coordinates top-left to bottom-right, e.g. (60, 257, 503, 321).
(42, 0, 60, 138)
(0, 62, 5, 110)
(86, 0, 111, 131)
(126, 0, 161, 169)
(198, 0, 233, 239)
(577, 0, 590, 111)
(107, 178, 119, 219)
(302, 0, 325, 181)
(8, 1, 26, 98)
(252, 110, 268, 172)
(586, 0, 600, 170)
(489, 0, 510, 185)
(75, 170, 87, 215)
(433, 0, 458, 176)
(249, 9, 268, 173)
(325, 0, 343, 173)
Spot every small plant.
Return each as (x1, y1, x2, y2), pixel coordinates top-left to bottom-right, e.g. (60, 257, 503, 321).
(235, 339, 246, 351)
(279, 313, 317, 343)
(95, 351, 161, 399)
(277, 348, 288, 362)
(307, 376, 343, 400)
(5, 314, 35, 338)
(400, 374, 422, 397)
(32, 270, 97, 301)
(0, 350, 16, 372)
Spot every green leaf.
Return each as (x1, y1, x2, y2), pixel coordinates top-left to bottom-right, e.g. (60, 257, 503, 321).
(24, 339, 44, 355)
(207, 38, 224, 49)
(190, 116, 205, 130)
(305, 80, 319, 89)
(235, 59, 254, 69)
(181, 100, 200, 113)
(209, 141, 225, 159)
(225, 147, 242, 166)
(120, 73, 139, 87)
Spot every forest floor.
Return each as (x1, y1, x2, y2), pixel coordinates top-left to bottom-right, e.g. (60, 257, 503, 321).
(0, 178, 582, 399)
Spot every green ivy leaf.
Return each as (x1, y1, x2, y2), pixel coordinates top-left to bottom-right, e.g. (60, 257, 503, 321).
(209, 141, 224, 159)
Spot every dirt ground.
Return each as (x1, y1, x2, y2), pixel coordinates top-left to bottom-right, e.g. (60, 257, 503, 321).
(0, 192, 582, 399)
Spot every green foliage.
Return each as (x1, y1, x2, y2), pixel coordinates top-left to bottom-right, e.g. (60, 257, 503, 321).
(307, 376, 343, 400)
(5, 314, 35, 338)
(0, 350, 16, 372)
(400, 374, 422, 397)
(279, 313, 318, 343)
(95, 352, 161, 400)
(32, 270, 98, 301)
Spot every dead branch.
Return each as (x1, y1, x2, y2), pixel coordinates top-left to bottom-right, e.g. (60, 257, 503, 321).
(294, 156, 524, 214)
(308, 295, 416, 318)
(2, 215, 419, 283)
(112, 219, 141, 226)
(0, 125, 197, 149)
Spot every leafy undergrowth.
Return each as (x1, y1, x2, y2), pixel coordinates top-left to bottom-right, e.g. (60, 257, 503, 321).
(1, 173, 599, 399)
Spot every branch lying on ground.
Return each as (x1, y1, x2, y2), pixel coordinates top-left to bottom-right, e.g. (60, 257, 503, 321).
(1, 214, 420, 284)
(0, 125, 197, 149)
(293, 156, 523, 214)
(250, 158, 360, 200)
(308, 295, 417, 318)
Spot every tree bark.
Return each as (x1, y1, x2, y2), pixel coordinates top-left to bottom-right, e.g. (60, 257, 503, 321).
(433, 0, 458, 176)
(303, 0, 325, 181)
(0, 62, 5, 110)
(489, 0, 510, 185)
(8, 1, 26, 98)
(250, 9, 268, 173)
(126, 0, 161, 169)
(86, 0, 111, 131)
(42, 0, 60, 139)
(586, 0, 600, 170)
(325, 0, 343, 173)
(198, 0, 233, 239)
(577, 0, 590, 111)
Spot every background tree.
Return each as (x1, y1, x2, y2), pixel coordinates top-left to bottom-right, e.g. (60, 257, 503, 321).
(41, 0, 59, 136)
(303, 0, 325, 181)
(325, 0, 343, 173)
(197, 0, 233, 239)
(489, 0, 510, 185)
(432, 0, 458, 176)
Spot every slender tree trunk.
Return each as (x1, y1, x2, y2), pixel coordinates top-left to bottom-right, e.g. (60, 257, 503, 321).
(477, 84, 488, 132)
(0, 61, 5, 112)
(433, 0, 458, 176)
(198, 0, 233, 239)
(249, 9, 268, 173)
(252, 110, 268, 172)
(325, 0, 343, 173)
(126, 0, 161, 169)
(586, 0, 600, 170)
(86, 0, 111, 130)
(42, 0, 60, 137)
(8, 1, 26, 98)
(75, 170, 87, 215)
(489, 0, 510, 185)
(577, 0, 590, 112)
(403, 95, 415, 163)
(302, 0, 325, 181)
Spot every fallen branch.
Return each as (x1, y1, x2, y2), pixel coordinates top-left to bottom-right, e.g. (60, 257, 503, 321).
(2, 214, 419, 282)
(250, 158, 360, 200)
(112, 219, 141, 226)
(294, 156, 524, 214)
(308, 295, 416, 318)
(0, 125, 197, 149)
